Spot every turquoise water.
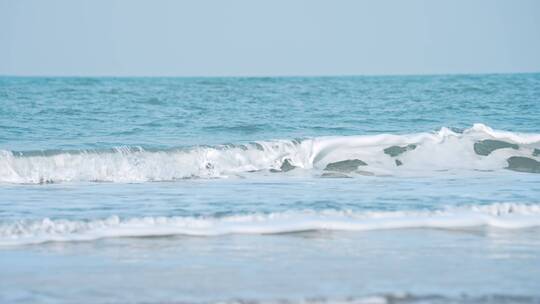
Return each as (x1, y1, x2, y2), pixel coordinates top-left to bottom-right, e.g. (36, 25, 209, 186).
(2, 74, 539, 151)
(1, 74, 540, 303)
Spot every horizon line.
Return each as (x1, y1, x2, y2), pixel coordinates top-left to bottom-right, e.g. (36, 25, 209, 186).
(1, 71, 539, 79)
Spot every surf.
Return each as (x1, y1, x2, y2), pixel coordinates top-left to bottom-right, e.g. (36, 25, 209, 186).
(1, 124, 539, 184)
(1, 203, 539, 246)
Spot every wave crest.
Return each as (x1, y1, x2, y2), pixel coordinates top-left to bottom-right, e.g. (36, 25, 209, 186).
(1, 124, 539, 184)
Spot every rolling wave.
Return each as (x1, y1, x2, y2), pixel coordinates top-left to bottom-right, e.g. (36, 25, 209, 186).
(1, 124, 539, 184)
(2, 203, 540, 246)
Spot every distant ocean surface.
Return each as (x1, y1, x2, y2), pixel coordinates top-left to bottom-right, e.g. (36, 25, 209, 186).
(1, 74, 540, 304)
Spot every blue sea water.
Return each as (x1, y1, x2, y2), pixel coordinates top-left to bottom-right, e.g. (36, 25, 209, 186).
(1, 74, 540, 304)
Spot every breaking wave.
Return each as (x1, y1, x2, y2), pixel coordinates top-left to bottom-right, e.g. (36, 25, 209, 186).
(1, 124, 539, 184)
(2, 203, 540, 246)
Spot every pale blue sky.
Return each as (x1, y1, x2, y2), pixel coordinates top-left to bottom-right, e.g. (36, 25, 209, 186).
(1, 0, 539, 76)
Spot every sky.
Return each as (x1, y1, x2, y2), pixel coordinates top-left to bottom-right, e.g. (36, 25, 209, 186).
(1, 0, 539, 77)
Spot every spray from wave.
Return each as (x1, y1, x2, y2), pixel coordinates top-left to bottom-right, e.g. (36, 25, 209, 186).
(2, 203, 540, 246)
(1, 124, 539, 184)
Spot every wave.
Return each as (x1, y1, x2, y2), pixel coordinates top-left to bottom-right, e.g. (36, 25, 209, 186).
(2, 203, 540, 246)
(1, 124, 540, 184)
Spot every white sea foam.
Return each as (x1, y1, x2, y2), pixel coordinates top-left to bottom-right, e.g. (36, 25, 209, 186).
(469, 123, 540, 144)
(1, 124, 539, 184)
(1, 203, 539, 246)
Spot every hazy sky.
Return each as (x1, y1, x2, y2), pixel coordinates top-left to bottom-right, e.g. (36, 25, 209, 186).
(1, 0, 539, 76)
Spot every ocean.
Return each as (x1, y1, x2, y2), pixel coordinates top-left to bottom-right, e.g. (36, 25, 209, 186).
(1, 74, 540, 304)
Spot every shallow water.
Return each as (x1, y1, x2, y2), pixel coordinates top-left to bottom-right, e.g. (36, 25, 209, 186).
(1, 74, 540, 303)
(3, 228, 540, 303)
